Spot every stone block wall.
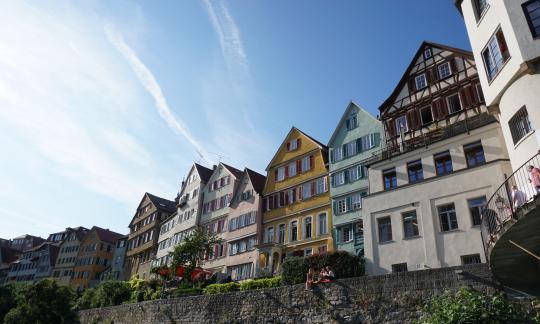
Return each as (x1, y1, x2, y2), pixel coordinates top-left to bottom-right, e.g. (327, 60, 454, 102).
(79, 264, 502, 324)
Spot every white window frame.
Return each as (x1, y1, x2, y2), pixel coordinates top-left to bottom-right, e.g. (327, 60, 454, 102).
(289, 139, 298, 151)
(423, 48, 432, 59)
(290, 220, 298, 242)
(395, 115, 408, 134)
(265, 227, 274, 243)
(333, 147, 343, 161)
(437, 62, 451, 79)
(341, 226, 352, 243)
(302, 156, 310, 171)
(346, 141, 357, 157)
(346, 115, 358, 130)
(303, 216, 312, 239)
(351, 193, 362, 210)
(334, 172, 345, 186)
(337, 199, 347, 214)
(277, 167, 285, 181)
(289, 162, 297, 177)
(415, 73, 427, 90)
(446, 93, 462, 114)
(318, 213, 327, 235)
(420, 106, 434, 125)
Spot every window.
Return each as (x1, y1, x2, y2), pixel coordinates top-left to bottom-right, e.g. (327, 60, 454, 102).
(476, 83, 485, 103)
(348, 167, 360, 182)
(346, 141, 357, 157)
(318, 213, 327, 235)
(378, 217, 392, 243)
(288, 139, 299, 151)
(395, 115, 408, 134)
(316, 177, 327, 194)
(346, 115, 358, 130)
(402, 211, 419, 238)
(277, 167, 285, 181)
(415, 74, 427, 90)
(474, 0, 489, 20)
(392, 263, 408, 273)
(302, 156, 311, 171)
(333, 172, 345, 187)
(447, 93, 462, 113)
(461, 254, 482, 265)
(290, 221, 298, 241)
(464, 141, 486, 168)
(407, 160, 424, 184)
(265, 227, 274, 243)
(482, 28, 510, 81)
(361, 133, 377, 150)
(289, 162, 297, 177)
(420, 106, 433, 125)
(468, 196, 486, 226)
(305, 248, 313, 256)
(302, 182, 312, 200)
(332, 147, 343, 162)
(434, 151, 453, 176)
(337, 199, 347, 214)
(383, 168, 397, 191)
(523, 0, 540, 38)
(424, 48, 432, 59)
(304, 217, 312, 239)
(278, 224, 285, 244)
(351, 193, 362, 210)
(438, 62, 452, 79)
(509, 106, 533, 145)
(438, 203, 458, 232)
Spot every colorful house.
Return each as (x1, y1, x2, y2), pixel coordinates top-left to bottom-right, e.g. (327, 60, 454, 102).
(327, 102, 382, 256)
(258, 127, 333, 275)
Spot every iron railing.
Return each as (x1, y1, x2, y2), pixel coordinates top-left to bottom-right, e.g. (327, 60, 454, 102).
(480, 151, 540, 261)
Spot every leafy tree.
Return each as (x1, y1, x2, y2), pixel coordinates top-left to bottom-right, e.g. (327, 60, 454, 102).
(0, 284, 16, 322)
(4, 279, 77, 324)
(418, 287, 536, 324)
(169, 228, 222, 284)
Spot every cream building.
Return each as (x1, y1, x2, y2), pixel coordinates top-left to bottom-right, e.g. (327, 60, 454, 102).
(456, 0, 540, 170)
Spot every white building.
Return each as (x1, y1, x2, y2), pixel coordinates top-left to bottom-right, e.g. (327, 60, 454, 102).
(362, 42, 512, 275)
(456, 0, 540, 169)
(154, 163, 213, 266)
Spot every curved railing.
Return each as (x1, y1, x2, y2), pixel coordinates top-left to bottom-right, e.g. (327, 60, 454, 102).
(481, 151, 540, 260)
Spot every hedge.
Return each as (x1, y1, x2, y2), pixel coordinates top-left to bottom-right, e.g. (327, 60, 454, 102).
(282, 251, 364, 285)
(204, 282, 239, 295)
(171, 287, 203, 297)
(239, 276, 282, 291)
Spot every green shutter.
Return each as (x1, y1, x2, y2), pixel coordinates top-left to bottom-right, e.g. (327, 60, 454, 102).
(342, 144, 347, 158)
(333, 201, 338, 215)
(346, 196, 352, 212)
(356, 138, 362, 153)
(374, 133, 381, 147)
(343, 170, 349, 183)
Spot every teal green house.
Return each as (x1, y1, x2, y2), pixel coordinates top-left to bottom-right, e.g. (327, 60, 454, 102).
(328, 102, 382, 256)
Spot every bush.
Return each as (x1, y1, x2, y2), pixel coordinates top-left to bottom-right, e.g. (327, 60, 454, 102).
(0, 285, 16, 322)
(239, 277, 282, 291)
(204, 282, 239, 295)
(418, 288, 536, 324)
(92, 281, 132, 308)
(171, 287, 203, 297)
(282, 251, 364, 285)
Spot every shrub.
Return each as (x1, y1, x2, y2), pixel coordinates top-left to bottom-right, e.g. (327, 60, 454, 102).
(171, 287, 203, 297)
(417, 288, 535, 324)
(239, 277, 282, 291)
(91, 281, 132, 308)
(282, 251, 364, 285)
(0, 285, 16, 322)
(204, 282, 239, 295)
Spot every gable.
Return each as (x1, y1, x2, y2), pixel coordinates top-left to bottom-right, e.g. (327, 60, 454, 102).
(266, 127, 326, 171)
(328, 102, 380, 146)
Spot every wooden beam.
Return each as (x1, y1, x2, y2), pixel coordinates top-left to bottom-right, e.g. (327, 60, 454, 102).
(509, 240, 540, 261)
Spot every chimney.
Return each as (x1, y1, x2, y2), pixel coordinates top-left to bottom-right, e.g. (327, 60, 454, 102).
(213, 165, 217, 170)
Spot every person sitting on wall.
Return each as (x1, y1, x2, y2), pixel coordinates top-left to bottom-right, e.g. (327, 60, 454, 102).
(325, 266, 336, 281)
(305, 268, 315, 290)
(317, 267, 330, 283)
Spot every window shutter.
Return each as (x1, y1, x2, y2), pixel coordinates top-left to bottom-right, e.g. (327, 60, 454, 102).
(269, 196, 274, 210)
(297, 160, 302, 173)
(311, 181, 316, 195)
(333, 201, 338, 215)
(406, 110, 414, 131)
(342, 144, 347, 158)
(344, 170, 349, 183)
(346, 196, 352, 211)
(262, 198, 267, 212)
(279, 192, 285, 206)
(330, 150, 335, 163)
(345, 119, 350, 130)
(286, 142, 291, 151)
(450, 57, 458, 74)
(460, 88, 470, 108)
(408, 78, 416, 93)
(309, 155, 314, 170)
(274, 169, 278, 181)
(291, 188, 296, 203)
(373, 133, 381, 147)
(430, 67, 439, 83)
(407, 109, 420, 130)
(284, 191, 289, 205)
(425, 69, 432, 84)
(356, 138, 362, 153)
(297, 138, 301, 148)
(323, 176, 328, 192)
(386, 119, 396, 138)
(285, 165, 289, 178)
(468, 85, 479, 106)
(298, 186, 303, 201)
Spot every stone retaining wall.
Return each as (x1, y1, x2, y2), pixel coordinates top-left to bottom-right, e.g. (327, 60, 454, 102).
(79, 264, 502, 324)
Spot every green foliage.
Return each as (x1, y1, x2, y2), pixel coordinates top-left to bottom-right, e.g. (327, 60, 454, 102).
(281, 251, 364, 285)
(204, 282, 239, 295)
(171, 287, 203, 297)
(0, 284, 16, 322)
(239, 276, 282, 291)
(281, 257, 308, 285)
(150, 265, 171, 279)
(3, 279, 77, 324)
(418, 288, 536, 324)
(169, 228, 222, 284)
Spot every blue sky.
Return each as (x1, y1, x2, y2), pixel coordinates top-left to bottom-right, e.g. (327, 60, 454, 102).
(0, 1, 470, 239)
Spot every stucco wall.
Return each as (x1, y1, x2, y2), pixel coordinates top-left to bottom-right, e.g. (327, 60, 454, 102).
(78, 264, 506, 324)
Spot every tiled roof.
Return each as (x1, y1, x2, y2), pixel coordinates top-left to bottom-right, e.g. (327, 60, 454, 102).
(194, 163, 213, 183)
(146, 193, 176, 213)
(222, 163, 244, 179)
(245, 168, 266, 194)
(0, 246, 20, 264)
(93, 226, 125, 244)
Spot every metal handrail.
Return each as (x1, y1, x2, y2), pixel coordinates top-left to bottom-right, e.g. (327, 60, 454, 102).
(480, 150, 540, 261)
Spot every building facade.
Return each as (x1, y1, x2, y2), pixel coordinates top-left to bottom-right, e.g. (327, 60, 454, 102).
(199, 163, 243, 274)
(6, 242, 59, 284)
(258, 127, 333, 275)
(9, 234, 45, 252)
(225, 168, 266, 280)
(362, 42, 511, 275)
(456, 0, 540, 170)
(52, 227, 89, 286)
(328, 102, 383, 256)
(154, 163, 213, 267)
(0, 246, 20, 285)
(71, 226, 123, 289)
(101, 235, 128, 281)
(126, 193, 175, 280)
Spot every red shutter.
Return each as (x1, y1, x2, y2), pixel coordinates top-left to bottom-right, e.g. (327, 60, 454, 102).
(386, 119, 396, 138)
(406, 111, 414, 131)
(286, 142, 291, 151)
(279, 192, 285, 207)
(311, 182, 316, 195)
(285, 165, 289, 178)
(468, 85, 479, 106)
(297, 138, 301, 148)
(309, 155, 314, 170)
(269, 196, 274, 210)
(408, 109, 420, 129)
(440, 98, 449, 118)
(291, 189, 296, 203)
(214, 244, 219, 257)
(430, 67, 439, 83)
(274, 169, 278, 181)
(460, 88, 470, 108)
(296, 160, 302, 173)
(298, 186, 303, 201)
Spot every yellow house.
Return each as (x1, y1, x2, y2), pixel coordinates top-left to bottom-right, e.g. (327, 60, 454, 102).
(257, 127, 333, 274)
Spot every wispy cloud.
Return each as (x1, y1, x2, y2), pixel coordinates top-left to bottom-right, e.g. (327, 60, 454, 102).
(105, 26, 209, 163)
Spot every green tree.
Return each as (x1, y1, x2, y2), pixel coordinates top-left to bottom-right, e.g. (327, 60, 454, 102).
(4, 279, 77, 324)
(0, 284, 16, 322)
(169, 228, 222, 284)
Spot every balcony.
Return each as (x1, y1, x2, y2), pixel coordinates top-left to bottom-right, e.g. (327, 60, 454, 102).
(481, 151, 540, 296)
(364, 112, 497, 166)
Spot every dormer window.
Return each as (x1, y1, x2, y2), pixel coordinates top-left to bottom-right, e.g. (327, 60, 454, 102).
(346, 115, 358, 130)
(423, 48, 432, 59)
(287, 139, 300, 151)
(415, 74, 427, 90)
(437, 62, 452, 79)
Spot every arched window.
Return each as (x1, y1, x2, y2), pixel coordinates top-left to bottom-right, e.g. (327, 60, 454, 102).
(318, 213, 327, 235)
(304, 217, 312, 239)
